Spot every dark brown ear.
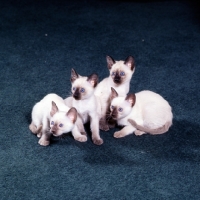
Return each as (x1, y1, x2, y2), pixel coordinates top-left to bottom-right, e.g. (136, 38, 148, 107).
(87, 73, 98, 87)
(106, 55, 115, 70)
(124, 56, 135, 71)
(125, 93, 136, 107)
(110, 87, 118, 101)
(71, 68, 79, 83)
(50, 101, 59, 117)
(66, 107, 77, 124)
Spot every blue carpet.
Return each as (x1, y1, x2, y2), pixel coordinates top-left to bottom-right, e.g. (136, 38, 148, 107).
(0, 0, 200, 199)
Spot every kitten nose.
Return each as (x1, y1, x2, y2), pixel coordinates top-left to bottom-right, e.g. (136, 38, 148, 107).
(73, 89, 81, 100)
(51, 126, 57, 135)
(111, 108, 118, 119)
(114, 74, 121, 84)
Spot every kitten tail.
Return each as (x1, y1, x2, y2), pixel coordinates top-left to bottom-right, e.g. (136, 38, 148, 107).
(128, 119, 171, 135)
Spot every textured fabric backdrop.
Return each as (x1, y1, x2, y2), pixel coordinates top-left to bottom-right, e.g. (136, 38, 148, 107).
(0, 0, 200, 199)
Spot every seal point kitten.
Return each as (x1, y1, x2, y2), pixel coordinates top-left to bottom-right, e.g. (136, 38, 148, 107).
(65, 69, 103, 145)
(109, 87, 173, 138)
(95, 55, 135, 131)
(29, 93, 87, 146)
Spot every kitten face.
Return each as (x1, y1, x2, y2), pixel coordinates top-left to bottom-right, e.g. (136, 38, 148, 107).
(50, 102, 77, 136)
(110, 98, 131, 120)
(50, 113, 74, 136)
(109, 87, 136, 120)
(106, 56, 135, 85)
(71, 69, 98, 100)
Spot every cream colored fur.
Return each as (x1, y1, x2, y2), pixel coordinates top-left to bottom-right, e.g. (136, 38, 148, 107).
(110, 89, 173, 138)
(64, 69, 103, 145)
(94, 56, 135, 131)
(29, 93, 86, 146)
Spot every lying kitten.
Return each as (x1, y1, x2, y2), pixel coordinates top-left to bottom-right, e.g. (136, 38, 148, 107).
(109, 88, 173, 138)
(94, 55, 135, 131)
(65, 69, 103, 145)
(29, 93, 87, 146)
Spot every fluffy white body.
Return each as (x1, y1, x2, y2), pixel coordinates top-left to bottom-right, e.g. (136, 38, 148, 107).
(94, 56, 135, 131)
(65, 69, 103, 145)
(29, 93, 86, 146)
(110, 89, 173, 138)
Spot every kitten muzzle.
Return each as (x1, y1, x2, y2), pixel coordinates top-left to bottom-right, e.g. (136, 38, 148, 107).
(113, 73, 121, 84)
(110, 108, 118, 120)
(50, 126, 58, 136)
(73, 89, 81, 100)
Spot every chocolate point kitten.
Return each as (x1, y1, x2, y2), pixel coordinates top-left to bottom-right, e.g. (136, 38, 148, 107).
(65, 69, 103, 145)
(95, 55, 135, 131)
(29, 93, 87, 146)
(109, 87, 173, 138)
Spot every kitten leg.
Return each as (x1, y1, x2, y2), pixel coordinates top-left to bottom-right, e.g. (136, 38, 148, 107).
(99, 100, 110, 131)
(76, 116, 87, 136)
(38, 131, 51, 146)
(29, 122, 37, 134)
(90, 114, 103, 145)
(71, 125, 87, 142)
(38, 119, 51, 146)
(29, 122, 42, 137)
(99, 117, 109, 131)
(114, 125, 136, 138)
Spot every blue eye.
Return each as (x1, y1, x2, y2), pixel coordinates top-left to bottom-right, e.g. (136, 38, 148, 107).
(112, 72, 116, 76)
(111, 105, 114, 109)
(51, 121, 54, 125)
(118, 107, 123, 112)
(73, 87, 76, 91)
(120, 71, 125, 76)
(80, 88, 85, 93)
(59, 123, 63, 127)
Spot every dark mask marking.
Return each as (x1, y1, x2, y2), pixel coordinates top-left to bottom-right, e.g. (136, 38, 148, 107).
(73, 87, 81, 100)
(51, 124, 58, 135)
(113, 71, 121, 84)
(111, 107, 118, 119)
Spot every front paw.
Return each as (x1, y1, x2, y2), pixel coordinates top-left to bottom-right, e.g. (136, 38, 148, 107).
(93, 138, 103, 145)
(99, 120, 109, 131)
(74, 135, 87, 142)
(37, 132, 42, 138)
(81, 132, 87, 136)
(114, 131, 125, 138)
(38, 138, 50, 146)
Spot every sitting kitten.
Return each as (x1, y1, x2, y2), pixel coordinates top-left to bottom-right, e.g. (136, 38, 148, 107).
(65, 69, 103, 145)
(94, 55, 135, 131)
(29, 93, 87, 146)
(109, 88, 173, 138)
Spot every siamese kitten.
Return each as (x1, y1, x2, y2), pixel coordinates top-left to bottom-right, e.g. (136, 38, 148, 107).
(94, 55, 135, 131)
(29, 93, 87, 146)
(65, 69, 103, 145)
(109, 88, 173, 138)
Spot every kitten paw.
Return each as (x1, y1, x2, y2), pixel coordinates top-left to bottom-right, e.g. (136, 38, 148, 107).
(74, 135, 87, 142)
(37, 132, 42, 138)
(38, 138, 50, 146)
(29, 123, 37, 134)
(135, 130, 146, 136)
(114, 131, 125, 138)
(108, 124, 116, 129)
(81, 132, 87, 136)
(99, 122, 109, 131)
(93, 138, 103, 145)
